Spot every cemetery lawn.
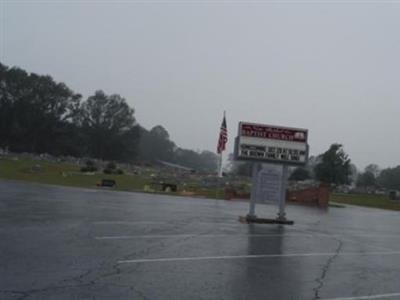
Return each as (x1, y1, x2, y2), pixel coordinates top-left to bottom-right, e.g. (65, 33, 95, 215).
(0, 157, 148, 191)
(331, 193, 400, 211)
(0, 157, 226, 199)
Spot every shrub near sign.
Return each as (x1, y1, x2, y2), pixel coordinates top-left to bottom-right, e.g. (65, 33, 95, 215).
(235, 122, 309, 165)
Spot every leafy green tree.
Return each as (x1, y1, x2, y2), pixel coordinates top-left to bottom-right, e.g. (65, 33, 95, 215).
(198, 150, 219, 172)
(356, 171, 376, 187)
(365, 164, 380, 178)
(289, 167, 311, 181)
(138, 125, 175, 162)
(349, 163, 358, 184)
(0, 62, 82, 154)
(377, 166, 400, 190)
(314, 144, 352, 185)
(229, 160, 253, 177)
(356, 164, 380, 187)
(137, 125, 218, 171)
(0, 62, 218, 167)
(172, 148, 218, 171)
(79, 90, 140, 161)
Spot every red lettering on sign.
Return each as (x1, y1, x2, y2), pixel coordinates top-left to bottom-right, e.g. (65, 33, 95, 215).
(240, 124, 307, 142)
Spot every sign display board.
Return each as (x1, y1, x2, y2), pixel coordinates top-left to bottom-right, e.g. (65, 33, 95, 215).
(235, 122, 309, 165)
(254, 164, 283, 204)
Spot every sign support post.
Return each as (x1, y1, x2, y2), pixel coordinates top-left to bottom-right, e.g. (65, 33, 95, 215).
(247, 162, 260, 219)
(277, 164, 289, 221)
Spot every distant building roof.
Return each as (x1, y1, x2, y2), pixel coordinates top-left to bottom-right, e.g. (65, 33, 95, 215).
(157, 160, 194, 172)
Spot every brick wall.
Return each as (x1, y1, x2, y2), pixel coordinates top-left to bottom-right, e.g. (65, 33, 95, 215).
(287, 183, 330, 208)
(225, 183, 330, 207)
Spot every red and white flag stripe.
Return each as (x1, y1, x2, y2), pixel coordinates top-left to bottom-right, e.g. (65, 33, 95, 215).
(217, 114, 227, 154)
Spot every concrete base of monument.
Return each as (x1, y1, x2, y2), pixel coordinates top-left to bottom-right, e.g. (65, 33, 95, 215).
(239, 215, 294, 225)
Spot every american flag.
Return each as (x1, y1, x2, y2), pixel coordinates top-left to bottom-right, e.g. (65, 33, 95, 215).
(217, 114, 228, 154)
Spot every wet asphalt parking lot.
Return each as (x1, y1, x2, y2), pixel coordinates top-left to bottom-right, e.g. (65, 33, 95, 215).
(1, 180, 400, 300)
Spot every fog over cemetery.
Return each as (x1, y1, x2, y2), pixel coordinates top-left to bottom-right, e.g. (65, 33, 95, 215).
(1, 62, 400, 210)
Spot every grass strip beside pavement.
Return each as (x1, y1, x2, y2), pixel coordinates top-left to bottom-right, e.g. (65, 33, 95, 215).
(331, 193, 400, 211)
(0, 157, 227, 199)
(0, 158, 148, 192)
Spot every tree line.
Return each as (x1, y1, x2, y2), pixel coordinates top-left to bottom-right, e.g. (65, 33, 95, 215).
(306, 145, 400, 191)
(356, 164, 400, 191)
(0, 62, 218, 171)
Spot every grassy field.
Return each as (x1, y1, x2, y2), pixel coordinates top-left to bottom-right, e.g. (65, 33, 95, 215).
(3, 157, 399, 209)
(331, 193, 400, 211)
(0, 157, 226, 198)
(0, 157, 149, 191)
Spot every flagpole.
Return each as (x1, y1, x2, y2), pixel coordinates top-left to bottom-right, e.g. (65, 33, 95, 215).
(218, 151, 223, 178)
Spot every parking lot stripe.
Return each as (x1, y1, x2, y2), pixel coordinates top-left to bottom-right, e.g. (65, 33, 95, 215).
(95, 233, 313, 240)
(95, 232, 400, 240)
(321, 292, 400, 299)
(93, 221, 166, 225)
(117, 250, 400, 264)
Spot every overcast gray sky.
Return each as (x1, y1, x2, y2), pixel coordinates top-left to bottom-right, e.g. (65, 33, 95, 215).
(1, 0, 399, 170)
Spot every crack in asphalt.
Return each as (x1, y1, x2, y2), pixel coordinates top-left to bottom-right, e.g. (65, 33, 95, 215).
(122, 219, 215, 261)
(0, 265, 100, 300)
(0, 282, 94, 300)
(129, 285, 152, 300)
(59, 268, 94, 285)
(97, 221, 216, 300)
(1, 219, 226, 300)
(0, 266, 135, 300)
(102, 263, 153, 300)
(312, 238, 343, 300)
(0, 290, 30, 300)
(130, 286, 151, 300)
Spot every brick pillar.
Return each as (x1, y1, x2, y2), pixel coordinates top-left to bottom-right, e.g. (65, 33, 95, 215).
(317, 183, 330, 208)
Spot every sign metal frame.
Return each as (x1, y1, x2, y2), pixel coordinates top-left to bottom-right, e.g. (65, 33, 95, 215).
(234, 121, 309, 223)
(234, 121, 309, 166)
